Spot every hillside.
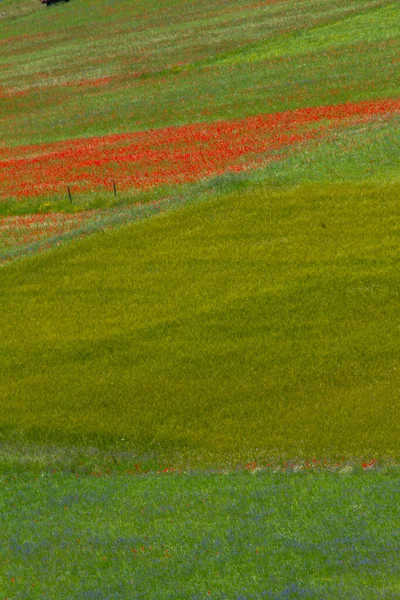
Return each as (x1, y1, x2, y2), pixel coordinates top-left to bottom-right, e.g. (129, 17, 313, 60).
(1, 2, 400, 597)
(0, 0, 399, 467)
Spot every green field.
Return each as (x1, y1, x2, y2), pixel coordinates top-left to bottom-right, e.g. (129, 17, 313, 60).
(1, 0, 400, 596)
(1, 0, 399, 148)
(1, 469, 399, 598)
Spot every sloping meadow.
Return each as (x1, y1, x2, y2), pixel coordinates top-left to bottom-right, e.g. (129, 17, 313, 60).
(0, 0, 399, 464)
(0, 0, 399, 447)
(1, 181, 399, 465)
(1, 100, 399, 265)
(0, 0, 399, 264)
(1, 1, 400, 596)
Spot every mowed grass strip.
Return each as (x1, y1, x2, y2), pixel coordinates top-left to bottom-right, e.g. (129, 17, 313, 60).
(1, 181, 399, 466)
(0, 470, 399, 598)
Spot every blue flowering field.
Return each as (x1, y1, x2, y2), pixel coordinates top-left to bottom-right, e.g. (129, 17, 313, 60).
(1, 468, 400, 599)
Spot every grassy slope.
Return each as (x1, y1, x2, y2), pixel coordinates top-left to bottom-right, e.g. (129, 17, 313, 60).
(0, 0, 398, 469)
(1, 0, 398, 148)
(1, 1, 399, 596)
(1, 181, 399, 466)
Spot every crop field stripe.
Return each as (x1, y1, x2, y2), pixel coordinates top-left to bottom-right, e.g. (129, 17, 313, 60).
(1, 97, 399, 200)
(1, 110, 398, 264)
(1, 181, 399, 462)
(1, 0, 398, 148)
(1, 469, 400, 597)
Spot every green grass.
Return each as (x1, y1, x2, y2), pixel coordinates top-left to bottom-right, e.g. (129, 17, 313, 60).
(211, 3, 399, 68)
(1, 469, 399, 598)
(1, 181, 399, 467)
(1, 0, 398, 147)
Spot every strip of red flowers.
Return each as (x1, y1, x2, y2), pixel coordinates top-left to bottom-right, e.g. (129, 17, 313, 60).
(1, 98, 399, 201)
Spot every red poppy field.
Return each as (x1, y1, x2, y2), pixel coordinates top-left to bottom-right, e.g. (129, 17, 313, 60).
(1, 98, 399, 201)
